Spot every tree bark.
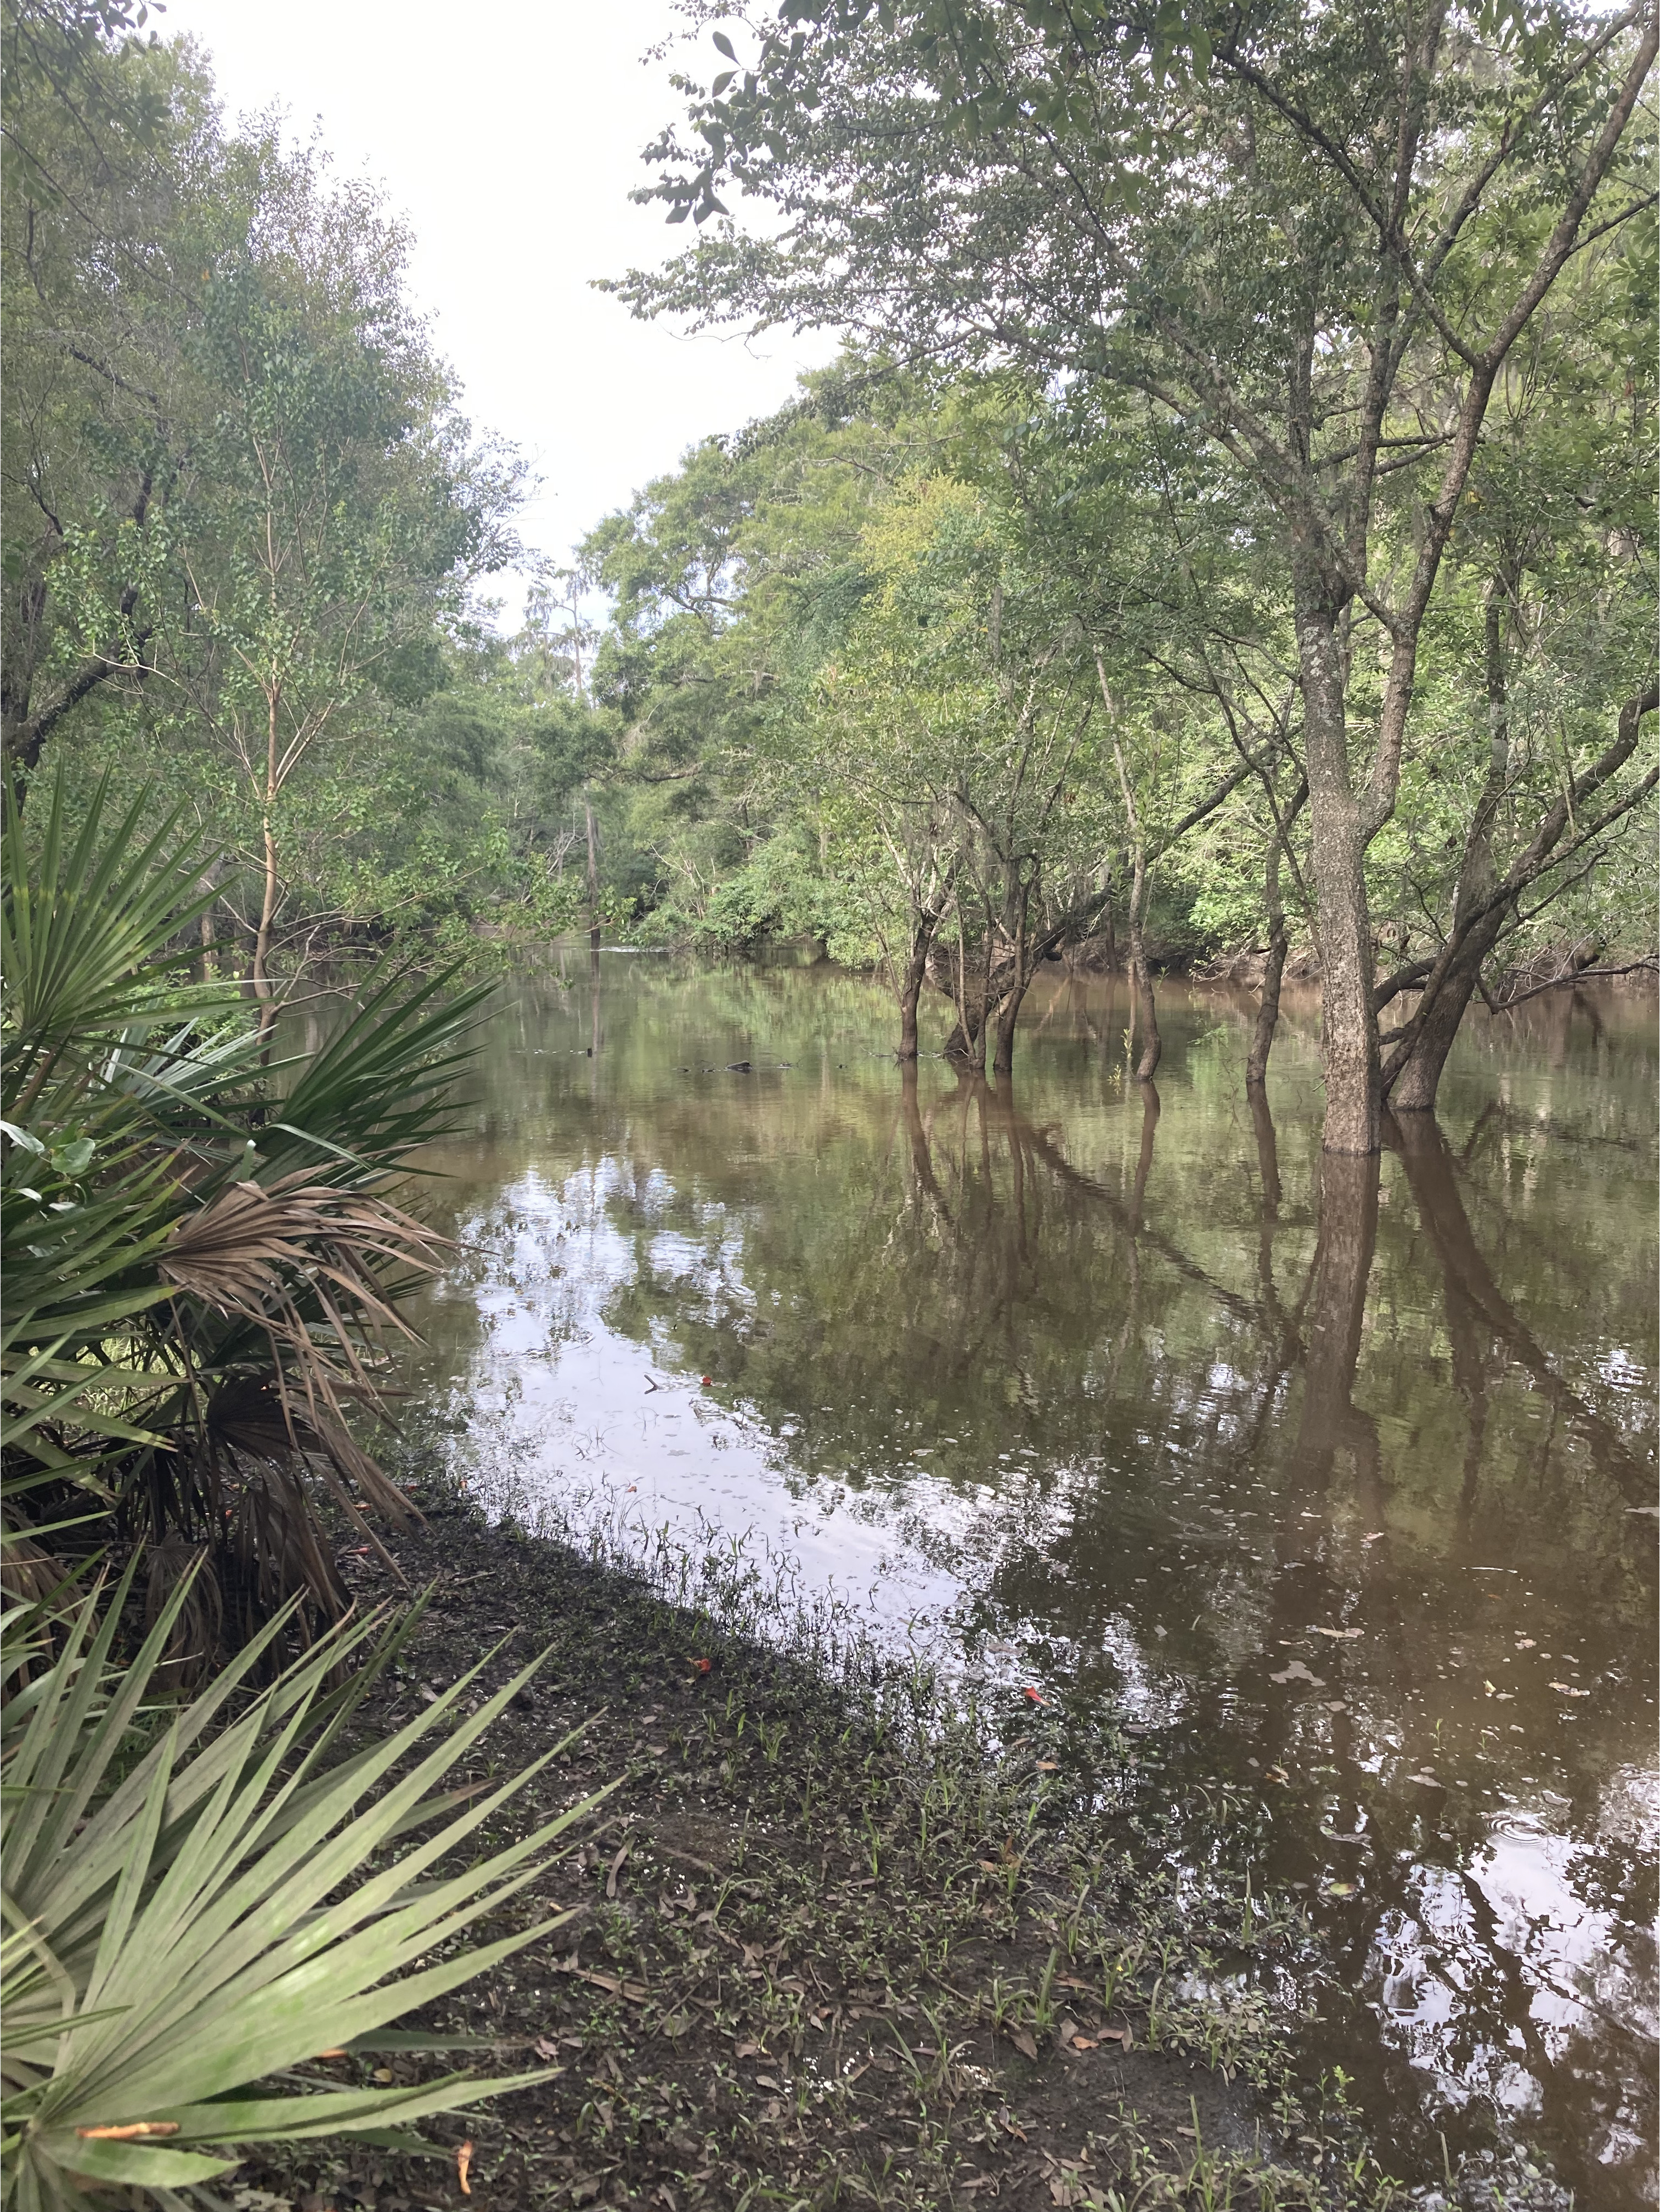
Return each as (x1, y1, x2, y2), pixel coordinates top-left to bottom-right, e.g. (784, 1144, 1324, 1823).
(1380, 679, 1658, 1101)
(1246, 805, 1292, 1093)
(1391, 579, 1510, 1112)
(1295, 585, 1379, 1153)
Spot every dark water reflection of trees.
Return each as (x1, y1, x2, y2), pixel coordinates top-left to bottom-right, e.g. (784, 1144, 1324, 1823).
(408, 960, 1657, 2206)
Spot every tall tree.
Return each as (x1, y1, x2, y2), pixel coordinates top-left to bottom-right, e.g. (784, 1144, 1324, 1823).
(623, 0, 1656, 1148)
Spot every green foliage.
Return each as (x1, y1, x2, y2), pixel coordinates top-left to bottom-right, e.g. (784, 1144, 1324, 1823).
(1, 770, 493, 1632)
(0, 1560, 609, 2208)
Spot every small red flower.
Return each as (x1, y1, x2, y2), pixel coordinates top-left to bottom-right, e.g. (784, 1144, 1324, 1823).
(688, 1656, 713, 1674)
(1023, 1686, 1047, 1706)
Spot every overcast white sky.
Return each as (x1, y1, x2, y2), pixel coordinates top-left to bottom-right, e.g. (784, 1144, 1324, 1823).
(156, 0, 839, 620)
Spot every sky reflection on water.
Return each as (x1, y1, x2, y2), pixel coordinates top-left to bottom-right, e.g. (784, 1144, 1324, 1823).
(394, 957, 1656, 2205)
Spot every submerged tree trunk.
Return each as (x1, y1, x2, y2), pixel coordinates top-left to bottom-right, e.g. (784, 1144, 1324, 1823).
(1246, 788, 1305, 1089)
(1112, 740, 1160, 1083)
(1391, 580, 1511, 1113)
(1295, 586, 1379, 1154)
(897, 871, 955, 1060)
(1247, 911, 1288, 1090)
(990, 877, 1031, 1077)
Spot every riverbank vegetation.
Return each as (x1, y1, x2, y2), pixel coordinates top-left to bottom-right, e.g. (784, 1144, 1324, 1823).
(10, 1, 1655, 1130)
(1, 1, 1652, 2204)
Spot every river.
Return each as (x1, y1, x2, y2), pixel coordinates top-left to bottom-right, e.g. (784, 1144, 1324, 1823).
(394, 954, 1656, 2205)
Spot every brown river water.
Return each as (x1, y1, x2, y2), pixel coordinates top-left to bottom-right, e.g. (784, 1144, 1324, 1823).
(392, 956, 1656, 2205)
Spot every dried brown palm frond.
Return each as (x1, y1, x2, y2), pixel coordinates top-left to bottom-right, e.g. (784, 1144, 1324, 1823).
(141, 1531, 225, 1684)
(160, 1174, 453, 1595)
(162, 1171, 449, 1363)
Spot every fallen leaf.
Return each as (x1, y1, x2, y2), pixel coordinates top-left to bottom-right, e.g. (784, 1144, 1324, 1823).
(1516, 1638, 1537, 1649)
(1363, 1531, 1385, 1543)
(755, 2074, 781, 2091)
(1270, 1660, 1325, 1686)
(1406, 1772, 1439, 1785)
(605, 1840, 631, 1899)
(372, 2068, 394, 2084)
(1069, 2035, 1098, 2051)
(1098, 2024, 1132, 2047)
(1311, 1626, 1364, 1639)
(1264, 1764, 1290, 1784)
(76, 2123, 179, 2141)
(1007, 2025, 1039, 2059)
(1326, 1881, 1358, 1897)
(734, 2041, 763, 2058)
(457, 2140, 473, 2197)
(1550, 1682, 1589, 1697)
(313, 2047, 347, 2060)
(533, 2037, 560, 2060)
(687, 1656, 712, 1674)
(1036, 1759, 1059, 1771)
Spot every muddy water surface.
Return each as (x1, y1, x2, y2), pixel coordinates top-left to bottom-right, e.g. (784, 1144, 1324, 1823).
(400, 957, 1656, 2204)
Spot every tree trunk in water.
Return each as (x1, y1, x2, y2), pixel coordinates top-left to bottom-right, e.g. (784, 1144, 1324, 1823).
(991, 970, 1032, 1077)
(1125, 852, 1160, 1083)
(1247, 915, 1287, 1089)
(944, 918, 992, 1069)
(897, 909, 941, 1062)
(585, 795, 601, 953)
(1390, 911, 1505, 1110)
(1390, 580, 1511, 1113)
(1295, 588, 1378, 1153)
(990, 881, 1031, 1078)
(1112, 741, 1161, 1082)
(1246, 812, 1292, 1088)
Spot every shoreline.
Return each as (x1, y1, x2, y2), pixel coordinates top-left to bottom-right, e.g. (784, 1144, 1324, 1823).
(239, 1480, 1413, 2212)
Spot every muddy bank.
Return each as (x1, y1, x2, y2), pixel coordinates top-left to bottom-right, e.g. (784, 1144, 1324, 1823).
(236, 1487, 1419, 2212)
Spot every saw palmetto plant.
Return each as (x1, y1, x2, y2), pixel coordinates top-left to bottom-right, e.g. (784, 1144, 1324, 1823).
(1, 1560, 611, 2210)
(1, 771, 492, 1637)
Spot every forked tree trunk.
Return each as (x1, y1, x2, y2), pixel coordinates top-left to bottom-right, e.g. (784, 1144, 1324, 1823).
(1390, 918, 1503, 1110)
(898, 901, 948, 1061)
(1295, 586, 1379, 1154)
(990, 879, 1031, 1077)
(1391, 582, 1511, 1113)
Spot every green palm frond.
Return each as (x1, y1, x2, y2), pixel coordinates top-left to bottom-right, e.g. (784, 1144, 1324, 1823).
(1, 1562, 611, 2208)
(2, 771, 496, 1630)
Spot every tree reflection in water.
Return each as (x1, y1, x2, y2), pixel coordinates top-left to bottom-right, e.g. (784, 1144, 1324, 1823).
(405, 961, 1656, 2207)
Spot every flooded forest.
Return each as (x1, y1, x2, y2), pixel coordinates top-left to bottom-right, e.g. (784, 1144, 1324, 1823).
(2, 3, 1654, 2211)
